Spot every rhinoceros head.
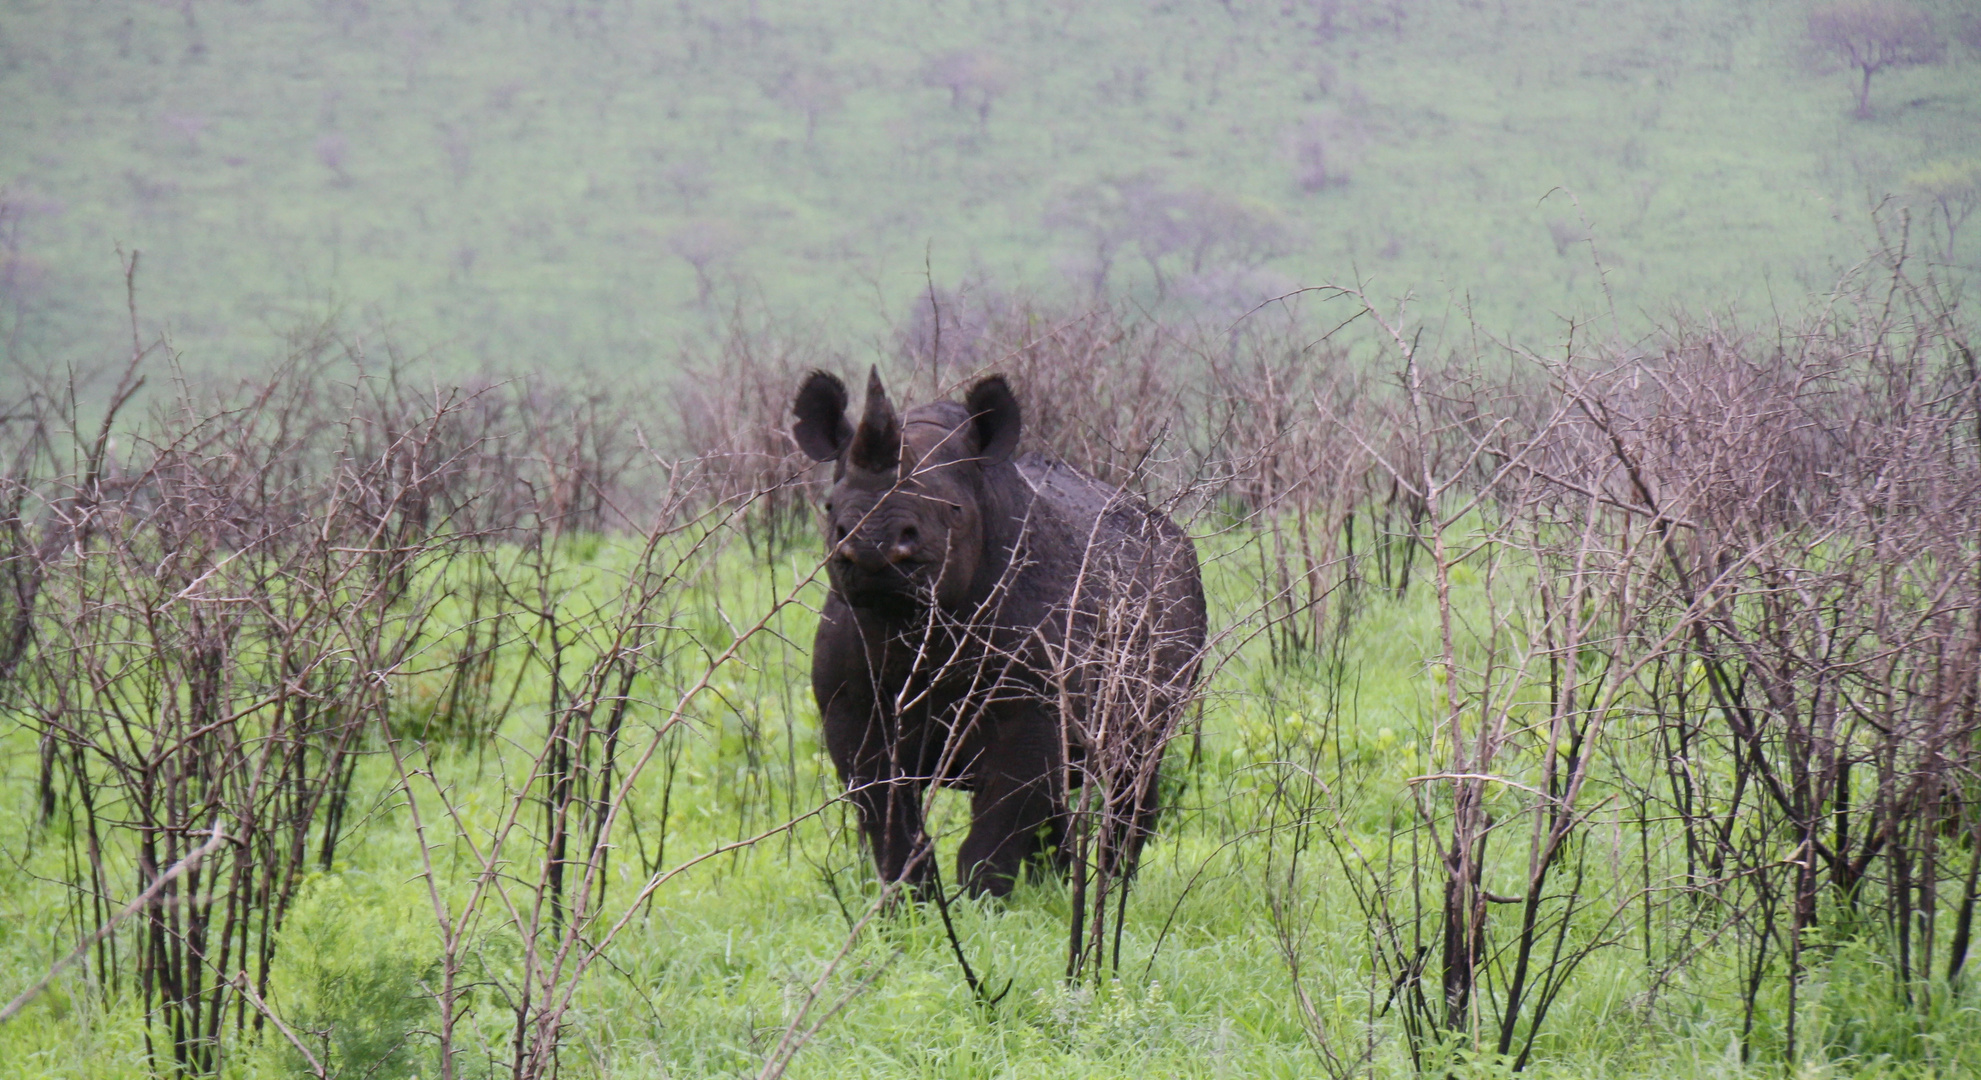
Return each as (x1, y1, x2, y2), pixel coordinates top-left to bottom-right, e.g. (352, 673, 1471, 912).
(792, 367, 1020, 614)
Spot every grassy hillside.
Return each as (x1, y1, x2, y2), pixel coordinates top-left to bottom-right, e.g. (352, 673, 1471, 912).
(3, 0, 1977, 378)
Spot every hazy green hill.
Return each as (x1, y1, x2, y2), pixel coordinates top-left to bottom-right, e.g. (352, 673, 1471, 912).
(1, 0, 1976, 378)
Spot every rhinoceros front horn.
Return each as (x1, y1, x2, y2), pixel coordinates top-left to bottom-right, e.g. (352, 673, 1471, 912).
(847, 366, 902, 472)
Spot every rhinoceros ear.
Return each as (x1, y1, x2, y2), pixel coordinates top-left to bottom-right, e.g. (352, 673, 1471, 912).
(965, 375, 1021, 463)
(847, 366, 902, 472)
(792, 370, 854, 462)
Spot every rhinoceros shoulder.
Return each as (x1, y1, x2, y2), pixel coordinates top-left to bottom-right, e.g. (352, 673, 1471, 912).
(1014, 452, 1109, 505)
(1013, 453, 1182, 543)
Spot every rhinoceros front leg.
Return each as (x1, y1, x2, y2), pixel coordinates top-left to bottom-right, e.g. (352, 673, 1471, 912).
(823, 697, 934, 891)
(957, 704, 1066, 898)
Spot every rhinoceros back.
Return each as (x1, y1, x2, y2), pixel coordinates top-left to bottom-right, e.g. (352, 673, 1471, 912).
(1009, 451, 1204, 656)
(1013, 452, 1188, 551)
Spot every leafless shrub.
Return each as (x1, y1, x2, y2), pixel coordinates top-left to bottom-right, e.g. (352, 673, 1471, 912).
(0, 259, 675, 1073)
(412, 371, 650, 536)
(1051, 515, 1210, 981)
(668, 310, 843, 556)
(1540, 248, 1981, 1058)
(7, 363, 503, 1074)
(1204, 328, 1373, 659)
(1283, 294, 1648, 1069)
(887, 290, 1190, 496)
(1260, 229, 1980, 1070)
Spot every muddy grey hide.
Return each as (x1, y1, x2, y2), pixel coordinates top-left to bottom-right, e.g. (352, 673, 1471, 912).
(791, 368, 1206, 897)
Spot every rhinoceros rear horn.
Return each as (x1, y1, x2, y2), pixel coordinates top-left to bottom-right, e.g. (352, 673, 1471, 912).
(966, 375, 1020, 463)
(792, 370, 854, 462)
(847, 366, 902, 472)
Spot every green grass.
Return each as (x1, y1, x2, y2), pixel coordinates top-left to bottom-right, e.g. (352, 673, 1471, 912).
(3, 530, 1978, 1078)
(3, 0, 1977, 379)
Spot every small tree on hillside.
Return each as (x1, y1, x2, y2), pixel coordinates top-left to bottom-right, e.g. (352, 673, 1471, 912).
(315, 132, 353, 186)
(771, 66, 845, 147)
(1908, 159, 1981, 261)
(668, 220, 742, 307)
(1047, 176, 1292, 300)
(1808, 1, 1943, 119)
(1288, 116, 1354, 192)
(921, 49, 1012, 131)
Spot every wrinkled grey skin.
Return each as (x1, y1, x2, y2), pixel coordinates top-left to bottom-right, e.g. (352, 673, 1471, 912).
(792, 368, 1206, 897)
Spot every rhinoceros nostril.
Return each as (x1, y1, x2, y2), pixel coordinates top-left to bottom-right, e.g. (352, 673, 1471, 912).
(886, 526, 921, 564)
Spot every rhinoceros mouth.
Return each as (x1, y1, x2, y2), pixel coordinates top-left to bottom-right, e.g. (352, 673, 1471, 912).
(838, 585, 930, 618)
(832, 563, 934, 614)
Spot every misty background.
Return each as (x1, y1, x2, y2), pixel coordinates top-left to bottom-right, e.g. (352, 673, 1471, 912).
(1, 0, 1975, 379)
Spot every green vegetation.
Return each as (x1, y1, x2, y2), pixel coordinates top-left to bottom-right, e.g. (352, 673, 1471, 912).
(0, 535, 1960, 1080)
(4, 2, 1981, 1077)
(6, 537, 1977, 1078)
(0, 270, 1976, 1077)
(3, 0, 1979, 377)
